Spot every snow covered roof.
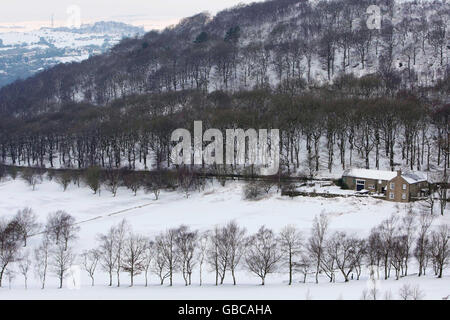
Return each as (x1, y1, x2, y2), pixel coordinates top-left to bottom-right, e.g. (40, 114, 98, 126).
(402, 173, 427, 184)
(343, 169, 397, 181)
(343, 168, 427, 184)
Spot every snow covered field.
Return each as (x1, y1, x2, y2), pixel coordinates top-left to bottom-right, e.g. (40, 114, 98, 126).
(0, 176, 449, 300)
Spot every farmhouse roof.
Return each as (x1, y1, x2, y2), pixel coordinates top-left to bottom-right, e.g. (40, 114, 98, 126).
(402, 173, 427, 184)
(343, 168, 427, 184)
(343, 168, 397, 181)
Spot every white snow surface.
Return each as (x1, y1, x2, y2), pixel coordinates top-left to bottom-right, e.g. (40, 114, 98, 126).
(0, 176, 449, 300)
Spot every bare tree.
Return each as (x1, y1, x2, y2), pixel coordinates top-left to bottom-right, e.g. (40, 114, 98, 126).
(390, 235, 407, 280)
(18, 250, 32, 289)
(244, 181, 265, 200)
(143, 240, 154, 287)
(145, 172, 163, 200)
(51, 243, 75, 289)
(423, 183, 436, 215)
(84, 166, 102, 195)
(21, 168, 42, 191)
(398, 212, 416, 276)
(398, 283, 412, 300)
(296, 253, 312, 283)
(411, 285, 425, 300)
(175, 225, 198, 286)
(97, 227, 117, 286)
(123, 172, 142, 196)
(147, 182, 162, 200)
(81, 249, 100, 286)
(104, 169, 121, 197)
(155, 228, 179, 286)
(224, 221, 247, 285)
(60, 213, 80, 251)
(308, 213, 329, 283)
(14, 207, 41, 247)
(352, 238, 366, 280)
(436, 172, 448, 216)
(113, 219, 130, 287)
(430, 225, 449, 278)
(198, 232, 209, 286)
(45, 210, 80, 250)
(377, 215, 398, 279)
(278, 225, 302, 285)
(122, 233, 148, 287)
(153, 241, 171, 285)
(0, 218, 20, 288)
(414, 211, 434, 276)
(367, 276, 379, 300)
(428, 17, 447, 66)
(55, 170, 72, 192)
(399, 283, 425, 300)
(45, 211, 64, 245)
(177, 166, 196, 198)
(327, 231, 355, 282)
(34, 235, 51, 289)
(207, 226, 223, 286)
(321, 241, 336, 283)
(216, 226, 230, 286)
(245, 226, 281, 285)
(5, 268, 15, 290)
(367, 229, 383, 280)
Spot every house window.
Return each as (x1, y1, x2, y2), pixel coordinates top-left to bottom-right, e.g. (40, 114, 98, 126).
(402, 184, 406, 190)
(356, 180, 365, 191)
(368, 184, 375, 190)
(390, 192, 394, 199)
(390, 183, 395, 190)
(402, 193, 407, 200)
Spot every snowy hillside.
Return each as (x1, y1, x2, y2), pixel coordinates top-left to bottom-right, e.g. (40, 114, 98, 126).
(1, 0, 448, 115)
(0, 22, 145, 87)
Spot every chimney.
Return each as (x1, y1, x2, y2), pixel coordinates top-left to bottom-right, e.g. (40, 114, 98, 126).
(397, 169, 402, 177)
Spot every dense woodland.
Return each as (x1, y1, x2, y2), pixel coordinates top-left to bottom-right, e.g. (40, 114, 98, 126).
(0, 206, 448, 295)
(0, 89, 448, 177)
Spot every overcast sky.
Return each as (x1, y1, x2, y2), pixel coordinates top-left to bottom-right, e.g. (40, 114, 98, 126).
(0, 0, 263, 31)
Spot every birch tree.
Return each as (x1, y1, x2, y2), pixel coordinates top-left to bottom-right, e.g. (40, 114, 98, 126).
(308, 213, 329, 283)
(278, 225, 302, 285)
(245, 226, 281, 285)
(34, 235, 51, 289)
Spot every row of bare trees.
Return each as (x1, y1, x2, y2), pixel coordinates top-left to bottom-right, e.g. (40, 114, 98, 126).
(0, 209, 79, 288)
(0, 93, 448, 178)
(0, 165, 203, 199)
(1, 209, 448, 289)
(366, 210, 449, 280)
(2, 163, 448, 219)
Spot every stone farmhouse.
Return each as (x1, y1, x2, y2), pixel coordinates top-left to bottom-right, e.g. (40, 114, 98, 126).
(342, 168, 428, 202)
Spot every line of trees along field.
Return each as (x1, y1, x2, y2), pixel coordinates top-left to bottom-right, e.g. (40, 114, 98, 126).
(0, 159, 447, 216)
(0, 90, 448, 176)
(0, 208, 448, 297)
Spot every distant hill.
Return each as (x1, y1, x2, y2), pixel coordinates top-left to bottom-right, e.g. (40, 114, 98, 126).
(50, 21, 145, 35)
(0, 21, 145, 88)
